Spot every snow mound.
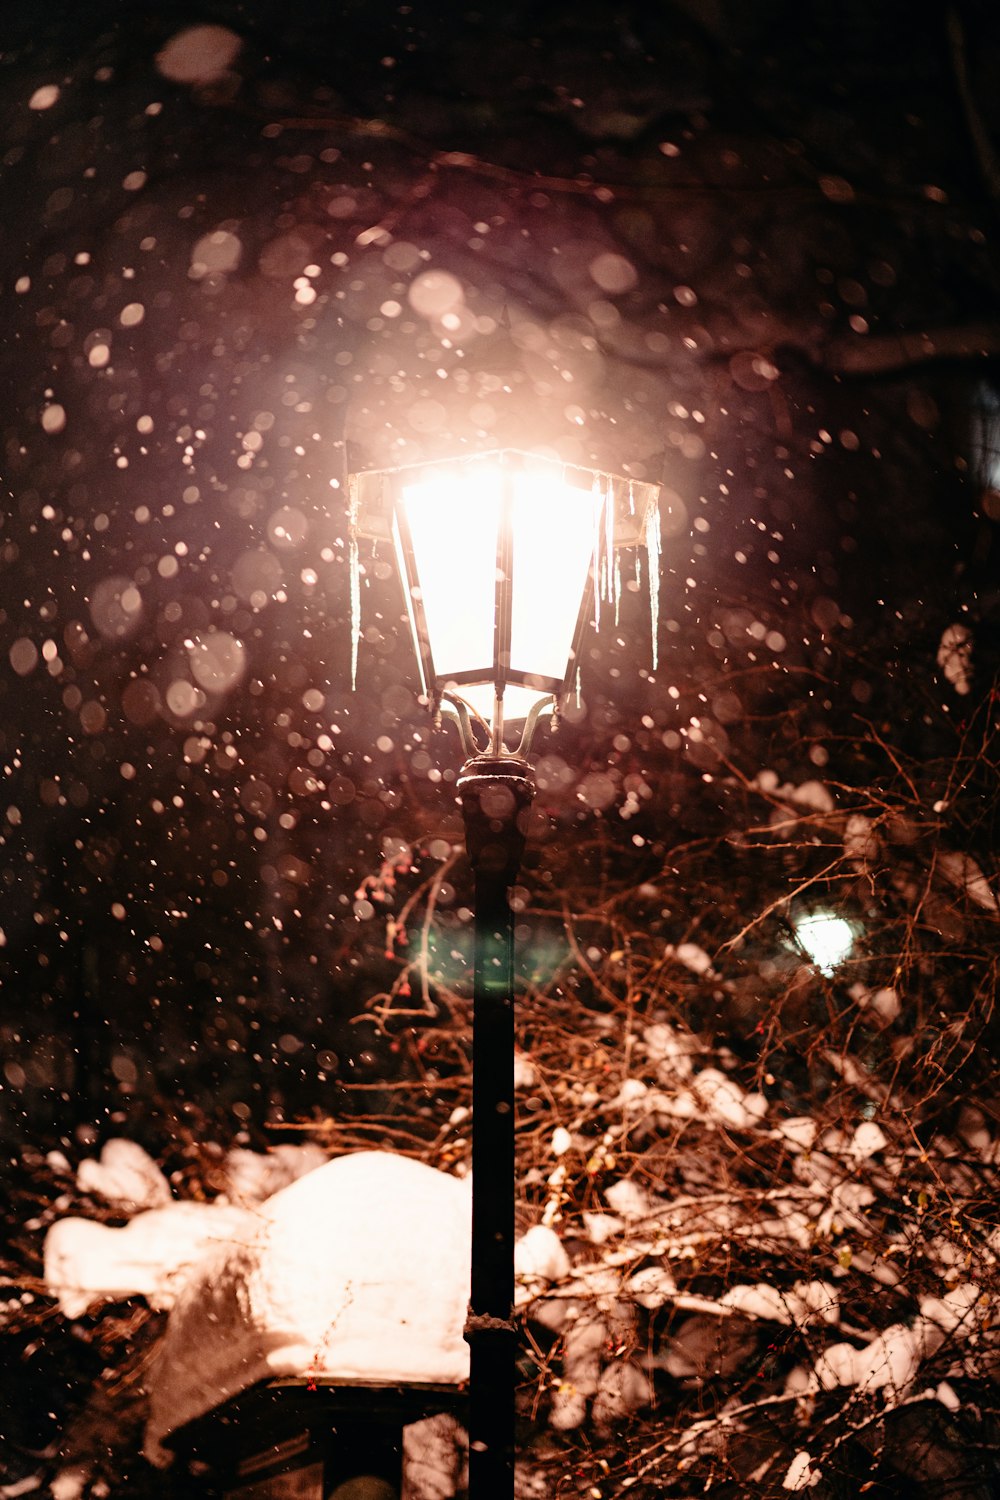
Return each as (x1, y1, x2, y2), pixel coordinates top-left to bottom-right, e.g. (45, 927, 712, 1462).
(223, 1142, 327, 1203)
(614, 1067, 768, 1133)
(936, 850, 999, 913)
(804, 1283, 984, 1397)
(937, 622, 973, 694)
(664, 942, 715, 976)
(144, 1151, 471, 1463)
(76, 1138, 172, 1211)
(514, 1224, 570, 1284)
(45, 1201, 258, 1317)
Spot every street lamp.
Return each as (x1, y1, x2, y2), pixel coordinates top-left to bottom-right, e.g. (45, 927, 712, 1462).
(350, 448, 660, 1496)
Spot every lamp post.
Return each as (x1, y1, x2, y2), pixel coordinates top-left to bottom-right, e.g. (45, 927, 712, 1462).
(350, 449, 659, 1497)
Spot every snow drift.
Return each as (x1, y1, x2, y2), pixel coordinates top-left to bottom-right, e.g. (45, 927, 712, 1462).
(143, 1151, 471, 1462)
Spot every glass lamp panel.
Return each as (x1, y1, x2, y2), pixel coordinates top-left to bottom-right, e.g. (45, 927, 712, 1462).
(450, 682, 553, 728)
(458, 683, 500, 724)
(399, 467, 503, 682)
(508, 470, 603, 682)
(499, 683, 556, 723)
(390, 509, 427, 696)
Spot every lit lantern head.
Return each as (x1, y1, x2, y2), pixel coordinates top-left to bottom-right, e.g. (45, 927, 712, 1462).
(349, 449, 660, 752)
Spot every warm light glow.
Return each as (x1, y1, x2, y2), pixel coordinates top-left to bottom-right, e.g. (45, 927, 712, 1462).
(793, 912, 855, 975)
(398, 465, 502, 687)
(508, 469, 601, 681)
(350, 450, 662, 743)
(397, 457, 604, 725)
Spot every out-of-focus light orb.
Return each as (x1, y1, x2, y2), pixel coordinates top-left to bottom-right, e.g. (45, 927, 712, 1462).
(187, 630, 246, 692)
(155, 24, 243, 85)
(794, 912, 855, 975)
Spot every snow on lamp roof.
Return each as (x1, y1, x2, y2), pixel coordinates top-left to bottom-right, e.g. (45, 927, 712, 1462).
(144, 1151, 472, 1463)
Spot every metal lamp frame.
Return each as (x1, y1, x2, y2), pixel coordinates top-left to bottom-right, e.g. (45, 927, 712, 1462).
(347, 447, 660, 1498)
(350, 448, 658, 757)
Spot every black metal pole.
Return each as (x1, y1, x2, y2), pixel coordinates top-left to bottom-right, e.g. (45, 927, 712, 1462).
(457, 752, 536, 1500)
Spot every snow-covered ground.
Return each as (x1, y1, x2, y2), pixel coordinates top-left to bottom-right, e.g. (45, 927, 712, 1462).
(44, 1145, 478, 1498)
(143, 1150, 472, 1459)
(38, 1006, 1000, 1500)
(44, 1146, 471, 1461)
